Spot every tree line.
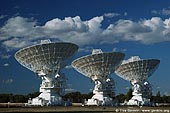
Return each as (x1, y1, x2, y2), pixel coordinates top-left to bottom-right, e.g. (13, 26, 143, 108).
(0, 92, 40, 103)
(0, 90, 170, 103)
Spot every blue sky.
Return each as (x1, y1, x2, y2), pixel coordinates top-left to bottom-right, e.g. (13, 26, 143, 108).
(0, 0, 170, 96)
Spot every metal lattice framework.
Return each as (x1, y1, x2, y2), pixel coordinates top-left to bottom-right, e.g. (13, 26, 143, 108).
(115, 57, 160, 106)
(15, 42, 79, 106)
(72, 51, 125, 106)
(72, 52, 125, 81)
(115, 59, 160, 82)
(15, 42, 78, 75)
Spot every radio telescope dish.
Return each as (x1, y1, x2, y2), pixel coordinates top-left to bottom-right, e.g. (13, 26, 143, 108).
(15, 41, 78, 106)
(15, 42, 78, 75)
(115, 56, 160, 106)
(72, 49, 125, 106)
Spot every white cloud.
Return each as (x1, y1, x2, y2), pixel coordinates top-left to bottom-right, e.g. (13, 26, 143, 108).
(151, 10, 157, 14)
(125, 87, 130, 90)
(44, 16, 88, 32)
(162, 8, 170, 15)
(1, 16, 170, 51)
(122, 48, 127, 52)
(0, 15, 8, 19)
(112, 48, 118, 52)
(0, 16, 42, 42)
(112, 48, 127, 52)
(65, 88, 76, 92)
(164, 91, 170, 96)
(124, 12, 128, 16)
(104, 12, 120, 18)
(65, 65, 72, 69)
(151, 7, 170, 16)
(3, 63, 9, 67)
(103, 17, 170, 44)
(87, 16, 103, 33)
(2, 38, 36, 49)
(78, 46, 93, 52)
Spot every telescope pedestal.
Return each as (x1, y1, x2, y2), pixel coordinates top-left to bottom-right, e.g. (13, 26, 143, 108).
(31, 92, 63, 106)
(86, 93, 113, 106)
(28, 73, 67, 106)
(85, 79, 114, 106)
(127, 95, 151, 106)
(127, 81, 152, 106)
(15, 42, 78, 106)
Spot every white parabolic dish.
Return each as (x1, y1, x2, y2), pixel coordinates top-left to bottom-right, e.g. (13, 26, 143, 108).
(115, 58, 160, 106)
(115, 59, 160, 82)
(72, 51, 125, 106)
(15, 42, 79, 74)
(15, 42, 79, 106)
(72, 52, 125, 80)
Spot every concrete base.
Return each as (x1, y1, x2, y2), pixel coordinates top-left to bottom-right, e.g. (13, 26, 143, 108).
(127, 95, 151, 106)
(28, 92, 64, 106)
(84, 94, 113, 106)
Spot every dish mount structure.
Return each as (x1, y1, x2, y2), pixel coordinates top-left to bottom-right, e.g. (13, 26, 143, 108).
(72, 49, 125, 106)
(15, 40, 78, 106)
(115, 56, 160, 106)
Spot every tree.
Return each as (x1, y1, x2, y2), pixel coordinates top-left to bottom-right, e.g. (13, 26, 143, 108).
(116, 93, 126, 103)
(81, 92, 93, 100)
(27, 91, 40, 99)
(62, 91, 82, 103)
(126, 88, 133, 100)
(156, 91, 161, 97)
(153, 91, 162, 103)
(0, 94, 10, 103)
(13, 95, 26, 103)
(62, 91, 93, 103)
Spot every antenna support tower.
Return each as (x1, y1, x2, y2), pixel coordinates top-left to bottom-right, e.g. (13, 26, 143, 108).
(72, 49, 125, 106)
(115, 56, 160, 106)
(15, 41, 78, 106)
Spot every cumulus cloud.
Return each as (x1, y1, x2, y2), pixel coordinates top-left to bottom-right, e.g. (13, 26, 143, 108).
(1, 16, 35, 37)
(44, 16, 88, 32)
(2, 38, 36, 49)
(1, 16, 170, 51)
(103, 17, 170, 44)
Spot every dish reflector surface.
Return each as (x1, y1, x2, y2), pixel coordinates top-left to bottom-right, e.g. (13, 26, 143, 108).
(15, 42, 78, 73)
(115, 59, 160, 82)
(72, 52, 125, 79)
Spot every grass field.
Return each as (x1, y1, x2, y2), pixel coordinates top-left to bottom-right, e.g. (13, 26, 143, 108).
(0, 106, 170, 113)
